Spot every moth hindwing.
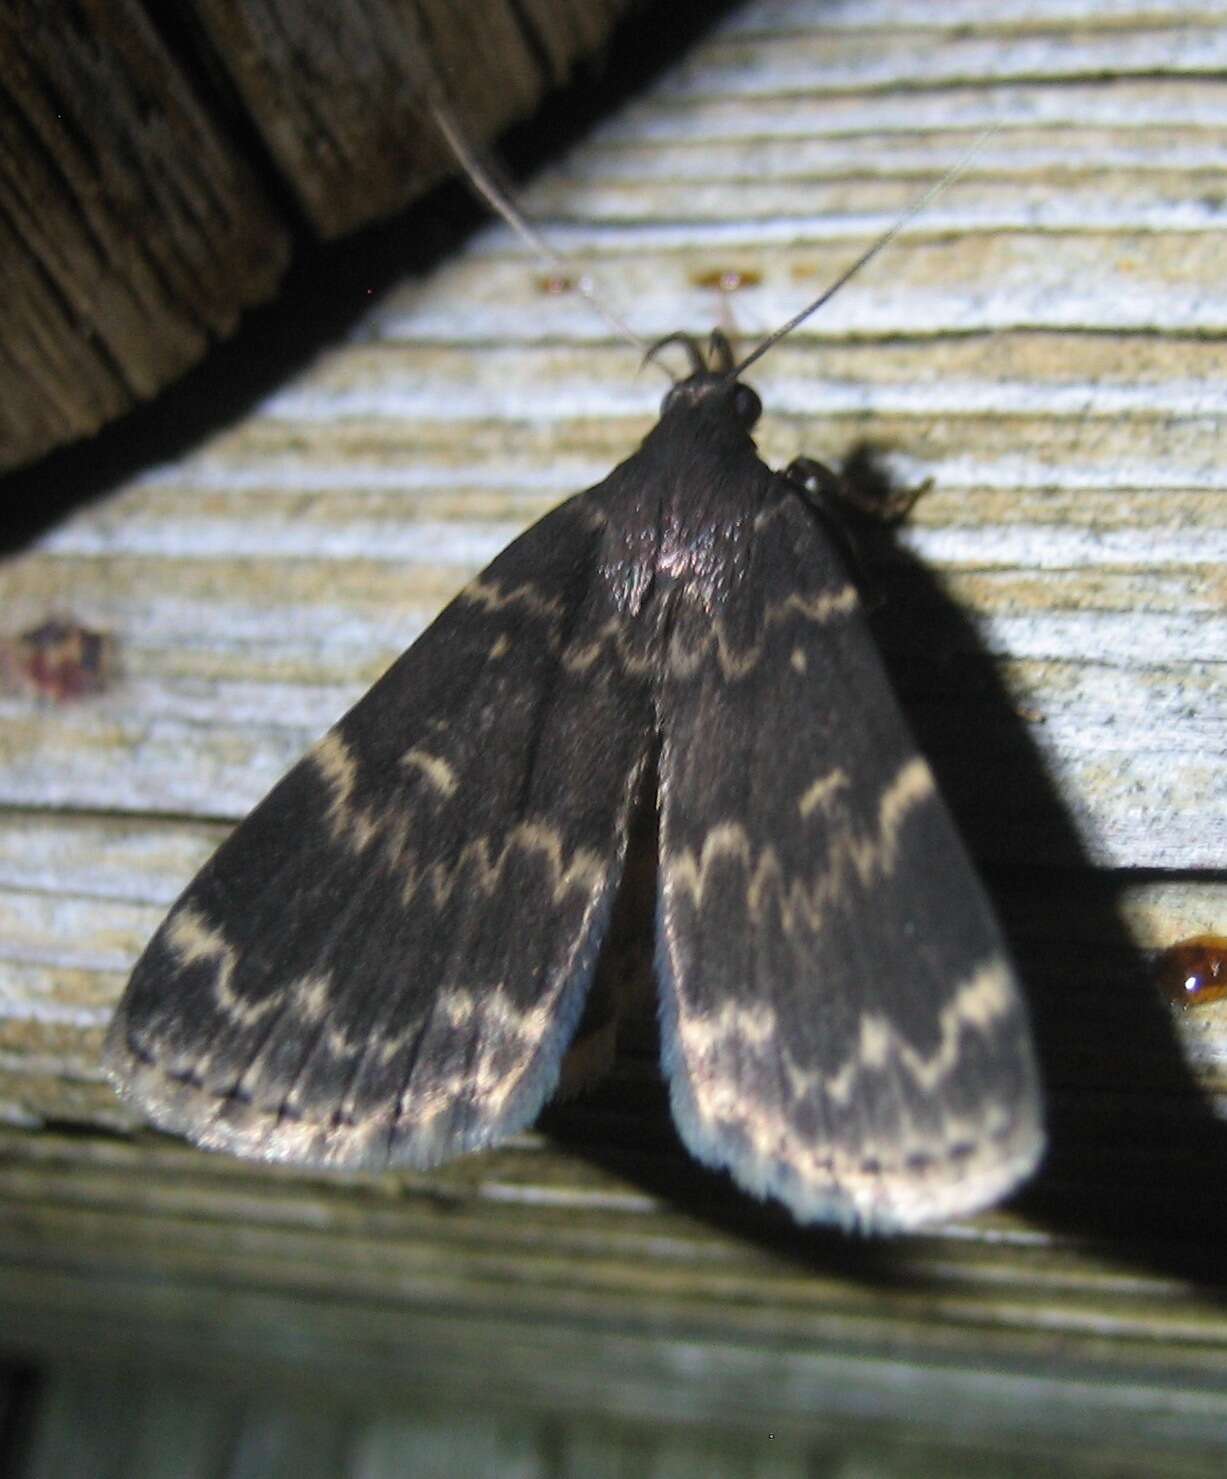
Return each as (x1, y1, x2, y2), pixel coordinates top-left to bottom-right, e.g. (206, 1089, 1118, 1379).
(105, 338, 1043, 1232)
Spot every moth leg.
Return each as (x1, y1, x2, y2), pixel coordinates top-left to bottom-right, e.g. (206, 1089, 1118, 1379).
(781, 455, 877, 605)
(783, 450, 932, 610)
(785, 448, 930, 525)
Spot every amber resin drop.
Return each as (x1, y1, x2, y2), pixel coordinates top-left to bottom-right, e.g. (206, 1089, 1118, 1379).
(1156, 935, 1227, 1009)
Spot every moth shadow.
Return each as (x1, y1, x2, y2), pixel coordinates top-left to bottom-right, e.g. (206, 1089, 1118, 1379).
(547, 442, 1227, 1292)
(542, 1071, 936, 1281)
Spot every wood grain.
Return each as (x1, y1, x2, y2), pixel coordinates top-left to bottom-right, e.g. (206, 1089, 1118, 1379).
(0, 0, 637, 471)
(1, 0, 1226, 1464)
(186, 0, 629, 236)
(0, 0, 290, 471)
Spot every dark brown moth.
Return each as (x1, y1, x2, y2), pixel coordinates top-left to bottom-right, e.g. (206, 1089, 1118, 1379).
(104, 317, 1042, 1230)
(105, 132, 1043, 1230)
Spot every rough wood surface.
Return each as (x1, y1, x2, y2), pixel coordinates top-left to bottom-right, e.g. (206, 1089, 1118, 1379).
(185, 0, 633, 236)
(1, 0, 1226, 1466)
(0, 0, 637, 471)
(0, 0, 290, 472)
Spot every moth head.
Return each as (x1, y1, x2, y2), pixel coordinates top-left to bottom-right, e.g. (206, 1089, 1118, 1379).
(648, 330, 763, 430)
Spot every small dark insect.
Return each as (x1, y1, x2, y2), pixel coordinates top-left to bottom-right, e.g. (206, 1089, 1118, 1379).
(104, 322, 1042, 1231)
(1, 618, 112, 702)
(105, 136, 1042, 1231)
(1156, 935, 1227, 1010)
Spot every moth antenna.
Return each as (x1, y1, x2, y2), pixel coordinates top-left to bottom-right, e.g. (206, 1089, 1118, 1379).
(428, 98, 650, 358)
(730, 127, 1001, 381)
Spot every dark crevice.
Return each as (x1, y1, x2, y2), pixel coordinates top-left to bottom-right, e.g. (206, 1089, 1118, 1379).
(140, 3, 313, 238)
(503, 0, 558, 92)
(0, 1362, 42, 1479)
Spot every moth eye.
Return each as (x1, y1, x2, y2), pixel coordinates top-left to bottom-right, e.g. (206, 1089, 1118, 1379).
(732, 383, 762, 428)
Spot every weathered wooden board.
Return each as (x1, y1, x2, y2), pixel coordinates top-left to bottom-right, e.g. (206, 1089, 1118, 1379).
(185, 0, 635, 237)
(1, 0, 1226, 1466)
(0, 0, 290, 471)
(0, 0, 638, 471)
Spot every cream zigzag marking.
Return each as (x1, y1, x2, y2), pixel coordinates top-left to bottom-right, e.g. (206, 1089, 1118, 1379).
(180, 995, 553, 1158)
(456, 561, 856, 686)
(391, 990, 559, 1132)
(666, 583, 859, 680)
(798, 766, 850, 818)
(300, 725, 629, 1124)
(560, 619, 611, 673)
(221, 971, 338, 1103)
(676, 957, 1024, 1182)
(127, 904, 602, 1165)
(165, 906, 280, 1030)
(311, 735, 606, 909)
(277, 735, 609, 1126)
(369, 984, 557, 1071)
(460, 575, 568, 622)
(666, 756, 935, 930)
(267, 978, 570, 1148)
(453, 495, 606, 622)
(543, 580, 857, 682)
(400, 746, 458, 797)
(777, 586, 861, 626)
(288, 971, 335, 1028)
(263, 983, 556, 1140)
(559, 615, 656, 677)
(675, 960, 1017, 1103)
(397, 821, 606, 913)
(669, 998, 777, 1059)
(454, 572, 659, 678)
(312, 731, 381, 851)
(822, 960, 1017, 1104)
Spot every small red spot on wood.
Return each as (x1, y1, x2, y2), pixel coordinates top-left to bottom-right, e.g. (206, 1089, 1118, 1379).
(1, 617, 113, 702)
